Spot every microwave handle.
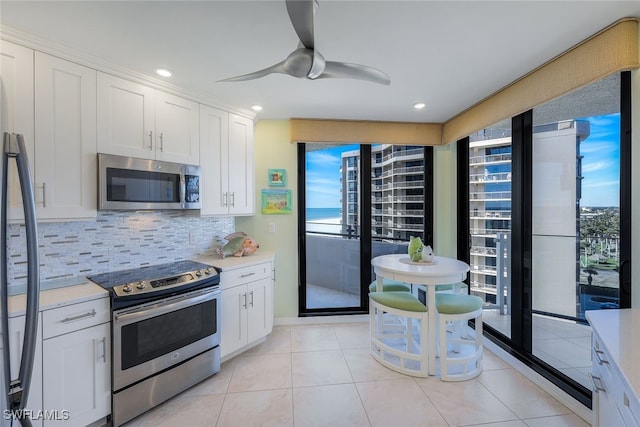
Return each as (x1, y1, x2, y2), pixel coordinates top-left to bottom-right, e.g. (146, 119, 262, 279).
(180, 173, 186, 206)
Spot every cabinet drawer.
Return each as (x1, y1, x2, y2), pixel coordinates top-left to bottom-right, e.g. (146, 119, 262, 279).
(220, 262, 271, 288)
(593, 336, 640, 427)
(43, 298, 110, 339)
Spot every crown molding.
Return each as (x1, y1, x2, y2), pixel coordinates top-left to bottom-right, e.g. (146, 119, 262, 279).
(0, 25, 256, 120)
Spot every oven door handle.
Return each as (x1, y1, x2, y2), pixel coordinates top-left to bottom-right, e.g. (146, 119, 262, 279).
(114, 289, 220, 324)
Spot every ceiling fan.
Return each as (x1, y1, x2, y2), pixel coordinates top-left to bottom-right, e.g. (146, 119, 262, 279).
(219, 0, 391, 85)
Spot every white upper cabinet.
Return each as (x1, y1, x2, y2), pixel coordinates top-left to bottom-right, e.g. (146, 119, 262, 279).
(1, 44, 97, 221)
(35, 52, 97, 220)
(200, 106, 254, 215)
(0, 40, 35, 220)
(154, 91, 200, 164)
(97, 73, 199, 165)
(228, 113, 255, 215)
(96, 73, 154, 159)
(199, 105, 229, 215)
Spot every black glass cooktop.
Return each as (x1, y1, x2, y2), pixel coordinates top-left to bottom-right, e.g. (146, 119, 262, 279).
(87, 260, 217, 290)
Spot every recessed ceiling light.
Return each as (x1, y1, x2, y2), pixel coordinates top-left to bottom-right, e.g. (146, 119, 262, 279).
(413, 102, 426, 110)
(251, 105, 263, 112)
(155, 68, 172, 77)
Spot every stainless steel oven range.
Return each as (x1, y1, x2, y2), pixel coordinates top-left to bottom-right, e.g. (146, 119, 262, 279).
(88, 260, 220, 427)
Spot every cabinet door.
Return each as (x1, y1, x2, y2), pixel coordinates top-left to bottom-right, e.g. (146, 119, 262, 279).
(155, 91, 199, 165)
(227, 113, 255, 215)
(7, 315, 43, 427)
(97, 72, 155, 159)
(221, 285, 248, 358)
(35, 53, 97, 219)
(199, 104, 229, 215)
(247, 277, 273, 344)
(42, 323, 110, 427)
(0, 41, 35, 221)
(592, 375, 626, 427)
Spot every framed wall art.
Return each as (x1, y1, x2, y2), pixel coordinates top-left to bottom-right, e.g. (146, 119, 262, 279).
(261, 189, 292, 214)
(268, 168, 286, 187)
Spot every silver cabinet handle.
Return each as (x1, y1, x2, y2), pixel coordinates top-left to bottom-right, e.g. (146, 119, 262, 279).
(148, 131, 153, 150)
(223, 192, 228, 207)
(594, 349, 609, 365)
(230, 192, 235, 207)
(60, 309, 96, 323)
(241, 272, 255, 278)
(159, 132, 164, 152)
(242, 293, 247, 309)
(249, 290, 254, 307)
(590, 373, 606, 393)
(97, 337, 106, 363)
(41, 182, 46, 207)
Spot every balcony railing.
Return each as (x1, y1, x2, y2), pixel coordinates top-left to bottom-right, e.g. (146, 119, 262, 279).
(471, 246, 497, 256)
(470, 209, 511, 219)
(470, 191, 511, 201)
(471, 227, 511, 236)
(469, 153, 512, 165)
(470, 172, 512, 183)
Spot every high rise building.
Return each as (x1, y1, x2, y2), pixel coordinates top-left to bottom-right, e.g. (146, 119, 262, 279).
(469, 120, 591, 315)
(341, 145, 425, 241)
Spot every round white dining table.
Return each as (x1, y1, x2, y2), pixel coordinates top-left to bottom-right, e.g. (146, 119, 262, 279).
(370, 253, 470, 375)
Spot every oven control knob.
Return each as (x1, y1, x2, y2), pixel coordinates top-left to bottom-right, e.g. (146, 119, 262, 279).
(195, 270, 202, 277)
(122, 284, 132, 293)
(205, 268, 212, 275)
(136, 281, 145, 290)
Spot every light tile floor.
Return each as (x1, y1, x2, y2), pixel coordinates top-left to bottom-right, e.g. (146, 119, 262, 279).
(123, 322, 591, 427)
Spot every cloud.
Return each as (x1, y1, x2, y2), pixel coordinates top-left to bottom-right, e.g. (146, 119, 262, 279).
(307, 151, 341, 167)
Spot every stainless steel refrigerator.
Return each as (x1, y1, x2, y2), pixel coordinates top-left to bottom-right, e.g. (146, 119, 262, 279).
(1, 133, 40, 427)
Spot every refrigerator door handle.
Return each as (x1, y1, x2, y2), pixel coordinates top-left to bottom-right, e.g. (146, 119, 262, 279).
(2, 133, 40, 426)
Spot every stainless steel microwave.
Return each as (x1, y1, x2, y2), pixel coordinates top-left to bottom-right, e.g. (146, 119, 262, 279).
(98, 153, 201, 210)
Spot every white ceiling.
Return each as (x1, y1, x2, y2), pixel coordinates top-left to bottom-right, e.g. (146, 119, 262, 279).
(1, 1, 639, 123)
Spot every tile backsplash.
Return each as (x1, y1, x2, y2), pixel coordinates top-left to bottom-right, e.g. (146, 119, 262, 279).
(6, 210, 234, 293)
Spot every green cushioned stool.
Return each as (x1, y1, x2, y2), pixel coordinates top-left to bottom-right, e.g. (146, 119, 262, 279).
(369, 291, 429, 377)
(435, 282, 469, 294)
(369, 279, 411, 293)
(435, 293, 483, 381)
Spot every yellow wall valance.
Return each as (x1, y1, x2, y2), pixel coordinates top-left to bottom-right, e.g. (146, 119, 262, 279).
(442, 18, 639, 144)
(290, 118, 443, 146)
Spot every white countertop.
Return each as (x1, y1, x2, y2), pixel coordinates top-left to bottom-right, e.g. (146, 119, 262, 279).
(586, 308, 640, 405)
(7, 252, 274, 317)
(8, 281, 108, 317)
(196, 251, 275, 272)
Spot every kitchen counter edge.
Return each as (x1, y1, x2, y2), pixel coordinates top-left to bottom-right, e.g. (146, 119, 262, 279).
(8, 281, 108, 317)
(196, 251, 275, 272)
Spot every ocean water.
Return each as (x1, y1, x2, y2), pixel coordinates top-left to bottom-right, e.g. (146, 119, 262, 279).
(306, 207, 341, 221)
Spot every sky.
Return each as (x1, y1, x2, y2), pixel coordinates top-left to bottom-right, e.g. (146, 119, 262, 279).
(306, 144, 358, 208)
(579, 114, 620, 207)
(305, 114, 621, 209)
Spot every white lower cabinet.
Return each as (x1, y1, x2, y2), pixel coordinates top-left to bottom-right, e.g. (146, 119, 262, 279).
(41, 298, 110, 427)
(7, 314, 43, 427)
(220, 262, 274, 358)
(591, 331, 640, 427)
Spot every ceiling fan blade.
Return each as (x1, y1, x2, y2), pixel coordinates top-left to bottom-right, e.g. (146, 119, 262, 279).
(286, 0, 315, 49)
(217, 60, 288, 82)
(318, 61, 391, 85)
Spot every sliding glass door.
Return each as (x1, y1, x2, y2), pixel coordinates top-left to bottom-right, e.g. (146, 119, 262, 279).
(299, 144, 432, 316)
(459, 72, 631, 406)
(531, 74, 624, 390)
